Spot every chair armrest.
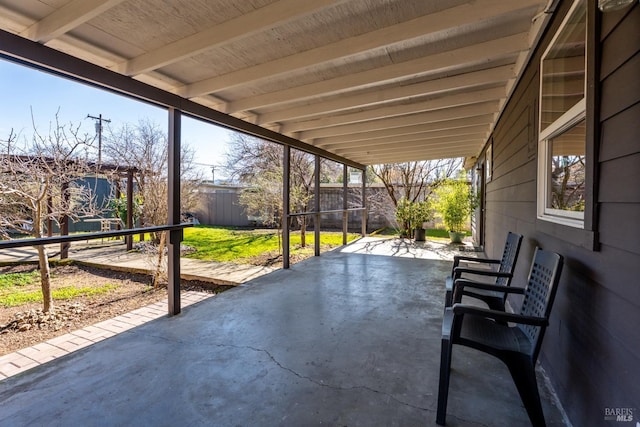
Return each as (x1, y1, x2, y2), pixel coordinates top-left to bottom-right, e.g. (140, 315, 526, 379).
(452, 267, 511, 280)
(453, 255, 500, 268)
(453, 278, 524, 294)
(451, 303, 548, 327)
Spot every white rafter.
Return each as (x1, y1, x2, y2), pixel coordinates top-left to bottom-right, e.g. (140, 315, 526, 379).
(313, 115, 495, 147)
(20, 0, 126, 43)
(0, 0, 551, 165)
(321, 126, 490, 151)
(225, 32, 529, 113)
(182, 0, 539, 98)
(335, 136, 484, 156)
(116, 0, 347, 76)
(281, 86, 506, 134)
(256, 65, 515, 125)
(297, 102, 500, 141)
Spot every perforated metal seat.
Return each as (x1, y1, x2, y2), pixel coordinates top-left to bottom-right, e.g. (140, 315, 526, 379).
(444, 231, 523, 310)
(437, 247, 563, 427)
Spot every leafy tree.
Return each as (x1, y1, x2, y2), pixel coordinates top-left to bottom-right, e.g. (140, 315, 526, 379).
(0, 114, 99, 312)
(433, 175, 478, 233)
(395, 198, 433, 238)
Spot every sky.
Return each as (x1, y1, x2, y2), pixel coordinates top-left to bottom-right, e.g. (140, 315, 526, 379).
(0, 59, 234, 180)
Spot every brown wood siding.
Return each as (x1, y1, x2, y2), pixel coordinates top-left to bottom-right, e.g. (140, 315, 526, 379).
(482, 1, 640, 426)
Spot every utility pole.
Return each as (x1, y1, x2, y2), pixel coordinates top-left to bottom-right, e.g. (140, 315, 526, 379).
(87, 114, 111, 164)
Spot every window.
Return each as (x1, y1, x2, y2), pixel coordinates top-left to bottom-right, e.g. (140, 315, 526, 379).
(538, 0, 586, 228)
(485, 143, 492, 183)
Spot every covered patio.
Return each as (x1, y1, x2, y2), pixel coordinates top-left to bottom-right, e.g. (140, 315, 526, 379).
(2, 1, 639, 425)
(0, 239, 566, 426)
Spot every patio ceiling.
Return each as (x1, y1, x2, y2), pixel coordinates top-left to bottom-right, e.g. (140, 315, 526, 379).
(0, 0, 552, 165)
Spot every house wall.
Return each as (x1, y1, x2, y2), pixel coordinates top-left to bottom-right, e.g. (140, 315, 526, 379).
(481, 2, 639, 426)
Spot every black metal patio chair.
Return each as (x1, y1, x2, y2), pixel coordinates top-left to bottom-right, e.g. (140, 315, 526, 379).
(436, 247, 563, 427)
(445, 231, 522, 310)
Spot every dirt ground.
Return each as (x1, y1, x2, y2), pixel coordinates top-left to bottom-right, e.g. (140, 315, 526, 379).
(0, 264, 231, 356)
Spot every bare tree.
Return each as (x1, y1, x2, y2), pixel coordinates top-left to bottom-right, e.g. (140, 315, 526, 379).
(225, 134, 317, 248)
(103, 119, 202, 230)
(551, 155, 585, 211)
(0, 115, 98, 312)
(103, 119, 203, 286)
(372, 158, 463, 232)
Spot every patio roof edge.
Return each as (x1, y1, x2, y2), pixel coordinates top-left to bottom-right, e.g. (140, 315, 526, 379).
(0, 30, 365, 170)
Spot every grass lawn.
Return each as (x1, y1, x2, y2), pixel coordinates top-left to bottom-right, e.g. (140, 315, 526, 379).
(0, 270, 117, 307)
(182, 225, 359, 263)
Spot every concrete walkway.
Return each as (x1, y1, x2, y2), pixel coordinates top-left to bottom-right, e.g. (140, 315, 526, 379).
(0, 238, 567, 426)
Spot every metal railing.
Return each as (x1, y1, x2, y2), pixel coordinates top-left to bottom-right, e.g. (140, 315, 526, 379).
(0, 223, 193, 249)
(284, 207, 367, 266)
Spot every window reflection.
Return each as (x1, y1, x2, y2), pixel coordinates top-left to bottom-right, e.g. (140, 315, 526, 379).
(540, 1, 586, 128)
(548, 120, 585, 212)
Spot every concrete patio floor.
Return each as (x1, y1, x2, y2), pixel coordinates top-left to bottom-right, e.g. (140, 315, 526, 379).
(0, 238, 567, 426)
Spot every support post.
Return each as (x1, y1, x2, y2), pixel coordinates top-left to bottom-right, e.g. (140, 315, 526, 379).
(314, 155, 321, 256)
(361, 167, 367, 237)
(167, 108, 182, 315)
(343, 164, 348, 245)
(283, 146, 291, 269)
(126, 168, 134, 251)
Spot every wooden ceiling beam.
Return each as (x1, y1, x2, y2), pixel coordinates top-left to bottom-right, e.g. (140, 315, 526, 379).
(281, 86, 505, 133)
(21, 0, 125, 43)
(353, 147, 478, 165)
(184, 0, 539, 98)
(226, 32, 528, 113)
(297, 101, 499, 140)
(116, 0, 346, 76)
(322, 126, 489, 151)
(333, 135, 486, 156)
(256, 64, 514, 124)
(314, 114, 494, 146)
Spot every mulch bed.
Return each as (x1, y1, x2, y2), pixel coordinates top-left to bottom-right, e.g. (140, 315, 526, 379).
(0, 264, 231, 356)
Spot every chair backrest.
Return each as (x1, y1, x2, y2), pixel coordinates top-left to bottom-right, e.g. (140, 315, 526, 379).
(517, 247, 564, 361)
(495, 232, 523, 286)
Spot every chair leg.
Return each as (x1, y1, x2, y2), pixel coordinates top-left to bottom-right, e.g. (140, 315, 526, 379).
(506, 357, 546, 427)
(436, 337, 453, 425)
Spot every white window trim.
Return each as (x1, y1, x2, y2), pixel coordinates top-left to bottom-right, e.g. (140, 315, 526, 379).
(537, 0, 586, 229)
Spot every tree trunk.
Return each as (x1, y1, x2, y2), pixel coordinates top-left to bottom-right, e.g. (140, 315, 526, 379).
(300, 217, 307, 248)
(153, 231, 167, 288)
(36, 245, 53, 313)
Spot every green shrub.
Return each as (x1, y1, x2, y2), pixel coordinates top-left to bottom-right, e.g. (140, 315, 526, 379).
(434, 177, 478, 233)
